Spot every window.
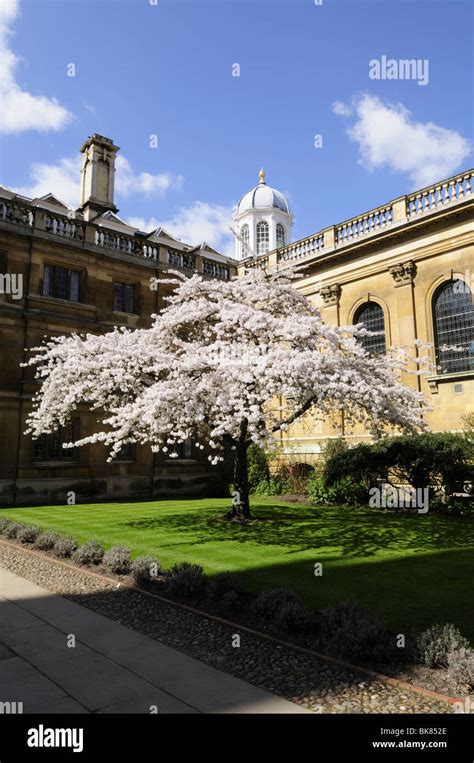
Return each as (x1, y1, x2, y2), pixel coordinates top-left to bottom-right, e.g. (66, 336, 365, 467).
(177, 439, 194, 459)
(42, 265, 81, 302)
(241, 224, 249, 258)
(276, 223, 285, 249)
(113, 442, 136, 461)
(354, 302, 386, 355)
(114, 282, 137, 313)
(33, 418, 80, 461)
(433, 280, 474, 374)
(256, 221, 269, 256)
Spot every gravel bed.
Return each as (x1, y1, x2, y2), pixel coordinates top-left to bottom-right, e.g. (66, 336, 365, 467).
(0, 541, 457, 714)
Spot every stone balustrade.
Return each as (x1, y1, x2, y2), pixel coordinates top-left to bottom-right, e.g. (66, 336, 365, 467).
(1, 166, 472, 281)
(202, 258, 230, 280)
(277, 232, 324, 263)
(45, 214, 85, 242)
(168, 248, 196, 271)
(336, 205, 393, 244)
(407, 171, 473, 218)
(241, 167, 473, 273)
(0, 200, 34, 228)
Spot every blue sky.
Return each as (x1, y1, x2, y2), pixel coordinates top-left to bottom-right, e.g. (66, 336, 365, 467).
(0, 0, 472, 255)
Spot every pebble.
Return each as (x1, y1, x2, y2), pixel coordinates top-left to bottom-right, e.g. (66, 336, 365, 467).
(0, 541, 456, 715)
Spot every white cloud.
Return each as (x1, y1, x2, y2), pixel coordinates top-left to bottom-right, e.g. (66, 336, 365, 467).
(0, 0, 73, 133)
(115, 156, 184, 197)
(332, 100, 352, 117)
(13, 154, 184, 208)
(334, 94, 471, 187)
(127, 201, 235, 256)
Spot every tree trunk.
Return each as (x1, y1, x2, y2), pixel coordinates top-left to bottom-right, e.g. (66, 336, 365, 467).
(231, 419, 251, 519)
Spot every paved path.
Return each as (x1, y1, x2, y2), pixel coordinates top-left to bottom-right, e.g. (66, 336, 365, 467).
(0, 568, 308, 714)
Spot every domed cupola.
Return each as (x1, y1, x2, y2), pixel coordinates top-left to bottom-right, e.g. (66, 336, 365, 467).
(233, 170, 293, 260)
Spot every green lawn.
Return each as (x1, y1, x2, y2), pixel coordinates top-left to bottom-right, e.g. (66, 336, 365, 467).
(2, 497, 473, 641)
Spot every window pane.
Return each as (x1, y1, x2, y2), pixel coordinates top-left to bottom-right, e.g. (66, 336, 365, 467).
(69, 271, 80, 302)
(434, 280, 474, 374)
(276, 223, 285, 248)
(123, 284, 135, 313)
(354, 303, 386, 355)
(114, 282, 123, 311)
(256, 221, 269, 256)
(43, 265, 53, 297)
(54, 267, 68, 300)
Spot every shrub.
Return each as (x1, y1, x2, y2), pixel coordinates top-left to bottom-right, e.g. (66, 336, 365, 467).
(308, 478, 337, 505)
(252, 588, 300, 620)
(247, 444, 270, 493)
(34, 530, 61, 550)
(3, 521, 25, 539)
(207, 572, 242, 601)
(447, 648, 474, 690)
(167, 562, 206, 599)
(318, 601, 388, 661)
(72, 540, 104, 566)
(324, 443, 384, 489)
(103, 546, 131, 575)
(2, 521, 23, 538)
(278, 462, 316, 495)
(324, 434, 472, 495)
(130, 555, 161, 584)
(253, 477, 283, 496)
(53, 536, 77, 558)
(276, 601, 316, 634)
(17, 525, 41, 544)
(308, 477, 368, 506)
(0, 518, 13, 535)
(416, 623, 470, 668)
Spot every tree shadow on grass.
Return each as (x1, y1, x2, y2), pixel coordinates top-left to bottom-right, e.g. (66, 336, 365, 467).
(123, 503, 474, 559)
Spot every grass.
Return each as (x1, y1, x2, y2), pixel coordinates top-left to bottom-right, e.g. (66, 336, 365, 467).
(1, 497, 473, 641)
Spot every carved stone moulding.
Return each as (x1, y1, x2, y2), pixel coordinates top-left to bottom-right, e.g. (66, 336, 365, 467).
(389, 260, 416, 287)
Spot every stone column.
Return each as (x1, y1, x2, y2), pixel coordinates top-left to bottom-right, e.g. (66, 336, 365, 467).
(389, 260, 420, 390)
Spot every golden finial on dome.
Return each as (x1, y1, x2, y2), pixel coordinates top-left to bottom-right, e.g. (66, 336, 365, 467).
(258, 168, 266, 184)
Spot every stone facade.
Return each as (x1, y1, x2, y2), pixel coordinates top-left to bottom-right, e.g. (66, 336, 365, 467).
(0, 135, 236, 506)
(239, 171, 474, 466)
(1, 133, 472, 502)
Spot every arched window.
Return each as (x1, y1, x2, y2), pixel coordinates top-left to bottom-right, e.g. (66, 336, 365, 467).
(354, 302, 386, 355)
(276, 223, 285, 249)
(256, 221, 269, 256)
(240, 224, 249, 258)
(433, 280, 474, 374)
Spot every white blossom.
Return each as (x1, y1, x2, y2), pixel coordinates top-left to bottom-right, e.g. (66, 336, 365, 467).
(24, 269, 430, 460)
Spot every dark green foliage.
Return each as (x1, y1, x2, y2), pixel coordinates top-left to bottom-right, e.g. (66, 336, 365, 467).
(252, 588, 315, 634)
(207, 572, 241, 600)
(308, 476, 369, 506)
(168, 562, 206, 599)
(318, 601, 390, 661)
(252, 477, 284, 496)
(323, 433, 472, 493)
(247, 444, 270, 492)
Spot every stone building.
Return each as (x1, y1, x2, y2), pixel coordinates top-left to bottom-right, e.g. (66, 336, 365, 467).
(237, 169, 474, 465)
(0, 132, 472, 503)
(0, 134, 236, 506)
